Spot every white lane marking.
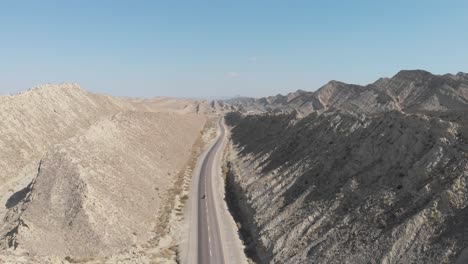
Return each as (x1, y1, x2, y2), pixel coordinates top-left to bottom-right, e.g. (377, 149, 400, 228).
(210, 248, 212, 257)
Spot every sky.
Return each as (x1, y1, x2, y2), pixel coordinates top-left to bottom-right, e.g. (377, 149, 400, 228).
(1, 0, 467, 98)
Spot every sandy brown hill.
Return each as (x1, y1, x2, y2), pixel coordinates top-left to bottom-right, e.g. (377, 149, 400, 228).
(0, 84, 215, 217)
(127, 97, 218, 115)
(0, 83, 216, 262)
(1, 111, 206, 259)
(0, 84, 135, 187)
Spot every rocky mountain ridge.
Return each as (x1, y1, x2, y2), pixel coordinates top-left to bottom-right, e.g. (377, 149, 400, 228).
(223, 69, 468, 263)
(224, 70, 468, 116)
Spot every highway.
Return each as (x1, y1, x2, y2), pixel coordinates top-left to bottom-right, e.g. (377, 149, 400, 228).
(182, 117, 247, 264)
(196, 118, 226, 263)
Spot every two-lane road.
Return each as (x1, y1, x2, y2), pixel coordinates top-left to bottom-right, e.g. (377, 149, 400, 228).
(197, 118, 226, 263)
(182, 117, 247, 264)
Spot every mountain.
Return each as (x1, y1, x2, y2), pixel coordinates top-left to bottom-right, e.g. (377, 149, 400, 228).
(0, 84, 213, 262)
(0, 84, 134, 203)
(223, 70, 468, 263)
(373, 70, 468, 112)
(1, 112, 205, 259)
(224, 70, 468, 116)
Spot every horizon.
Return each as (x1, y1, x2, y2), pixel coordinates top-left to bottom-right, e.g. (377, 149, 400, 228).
(3, 68, 465, 100)
(1, 1, 467, 98)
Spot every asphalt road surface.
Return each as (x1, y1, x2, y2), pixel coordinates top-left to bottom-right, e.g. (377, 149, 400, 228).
(197, 118, 226, 264)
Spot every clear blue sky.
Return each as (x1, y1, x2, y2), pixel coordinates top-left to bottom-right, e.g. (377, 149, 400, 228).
(1, 0, 467, 98)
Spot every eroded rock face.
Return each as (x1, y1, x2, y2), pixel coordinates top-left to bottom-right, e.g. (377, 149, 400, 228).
(0, 83, 136, 186)
(0, 84, 214, 261)
(0, 83, 217, 190)
(225, 110, 468, 264)
(223, 71, 468, 263)
(1, 111, 206, 258)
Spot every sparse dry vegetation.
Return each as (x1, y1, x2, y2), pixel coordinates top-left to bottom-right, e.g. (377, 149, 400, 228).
(0, 84, 214, 263)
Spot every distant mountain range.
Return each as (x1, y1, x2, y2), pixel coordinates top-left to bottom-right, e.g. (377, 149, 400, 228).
(223, 70, 468, 115)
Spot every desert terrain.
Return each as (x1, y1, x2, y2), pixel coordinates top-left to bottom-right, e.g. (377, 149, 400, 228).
(1, 69, 468, 264)
(0, 84, 218, 263)
(224, 70, 468, 264)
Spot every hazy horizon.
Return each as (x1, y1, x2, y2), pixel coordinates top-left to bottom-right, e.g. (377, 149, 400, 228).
(1, 0, 467, 98)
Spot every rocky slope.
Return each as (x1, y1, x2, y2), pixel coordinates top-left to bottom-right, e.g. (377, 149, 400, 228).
(0, 84, 134, 192)
(0, 84, 213, 197)
(0, 84, 214, 263)
(225, 110, 468, 263)
(1, 111, 205, 257)
(223, 70, 468, 263)
(224, 70, 468, 116)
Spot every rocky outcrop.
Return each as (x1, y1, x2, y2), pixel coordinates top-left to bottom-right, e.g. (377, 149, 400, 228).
(0, 84, 217, 262)
(0, 83, 136, 187)
(0, 83, 218, 191)
(223, 70, 468, 116)
(225, 110, 468, 263)
(0, 111, 206, 259)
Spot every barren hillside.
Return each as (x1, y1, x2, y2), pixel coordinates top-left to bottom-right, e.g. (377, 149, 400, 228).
(0, 84, 212, 263)
(226, 110, 468, 263)
(127, 97, 218, 115)
(0, 84, 134, 200)
(1, 111, 205, 258)
(223, 70, 468, 264)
